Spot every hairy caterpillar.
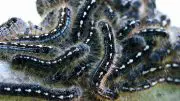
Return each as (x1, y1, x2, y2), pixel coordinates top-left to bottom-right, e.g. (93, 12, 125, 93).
(12, 44, 90, 70)
(90, 21, 116, 99)
(0, 82, 81, 100)
(71, 0, 97, 42)
(15, 7, 71, 43)
(0, 42, 53, 53)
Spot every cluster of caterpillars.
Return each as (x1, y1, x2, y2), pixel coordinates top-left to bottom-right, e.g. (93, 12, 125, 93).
(0, 0, 179, 100)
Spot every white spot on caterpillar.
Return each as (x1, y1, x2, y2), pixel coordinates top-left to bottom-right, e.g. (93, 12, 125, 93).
(129, 88, 135, 91)
(136, 52, 142, 58)
(80, 20, 83, 27)
(36, 45, 43, 47)
(25, 36, 30, 38)
(91, 0, 96, 4)
(150, 68, 157, 72)
(87, 5, 91, 10)
(120, 65, 125, 69)
(124, 27, 128, 30)
(144, 85, 150, 89)
(99, 72, 104, 78)
(127, 59, 133, 64)
(58, 95, 64, 99)
(115, 69, 118, 72)
(69, 94, 74, 98)
(67, 52, 72, 56)
(15, 88, 21, 92)
(51, 95, 55, 98)
(167, 77, 173, 81)
(4, 87, 11, 91)
(159, 78, 165, 82)
(58, 24, 62, 27)
(44, 34, 48, 36)
(35, 90, 41, 93)
(53, 29, 57, 32)
(46, 61, 51, 64)
(174, 78, 180, 83)
(35, 36, 39, 38)
(172, 63, 179, 67)
(151, 81, 158, 86)
(142, 29, 147, 32)
(108, 33, 112, 40)
(130, 20, 136, 25)
(165, 64, 171, 68)
(142, 70, 149, 75)
(44, 92, 49, 96)
(52, 61, 57, 64)
(106, 62, 109, 66)
(85, 39, 90, 43)
(96, 82, 99, 86)
(77, 32, 81, 38)
(25, 89, 32, 93)
(33, 58, 37, 61)
(58, 59, 62, 62)
(83, 12, 87, 18)
(110, 53, 113, 58)
(144, 45, 150, 51)
(40, 61, 44, 64)
(61, 11, 65, 16)
(90, 32, 93, 36)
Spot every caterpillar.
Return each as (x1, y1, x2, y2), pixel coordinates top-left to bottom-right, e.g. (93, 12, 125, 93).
(71, 0, 97, 42)
(0, 42, 53, 53)
(120, 76, 180, 92)
(15, 7, 71, 43)
(12, 43, 90, 69)
(0, 82, 81, 100)
(90, 21, 116, 99)
(135, 28, 169, 39)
